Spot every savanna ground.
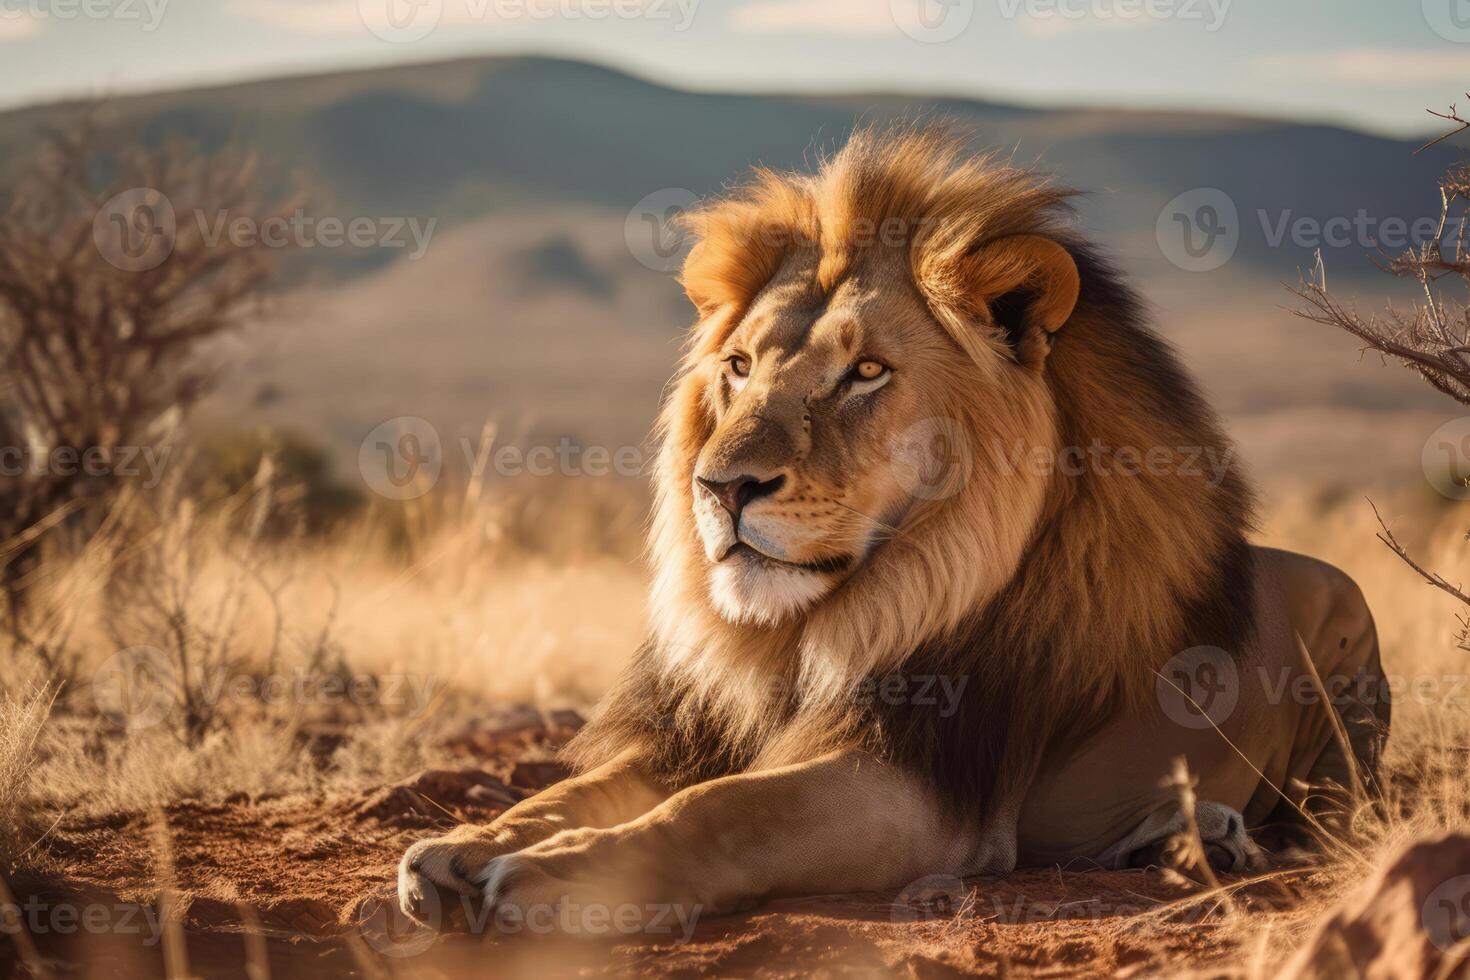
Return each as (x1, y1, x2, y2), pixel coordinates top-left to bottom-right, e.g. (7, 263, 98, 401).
(3, 460, 1470, 978)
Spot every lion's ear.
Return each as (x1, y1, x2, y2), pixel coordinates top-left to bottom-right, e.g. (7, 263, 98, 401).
(959, 235, 1079, 368)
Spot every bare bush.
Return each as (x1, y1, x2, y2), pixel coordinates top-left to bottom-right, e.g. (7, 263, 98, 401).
(1295, 105, 1470, 402)
(0, 114, 291, 673)
(99, 459, 348, 744)
(1295, 100, 1470, 625)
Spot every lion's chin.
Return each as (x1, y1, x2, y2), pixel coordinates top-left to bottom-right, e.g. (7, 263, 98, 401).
(708, 560, 833, 627)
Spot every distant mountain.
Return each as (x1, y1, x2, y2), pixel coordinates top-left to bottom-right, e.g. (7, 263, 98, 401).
(1, 55, 1460, 488)
(0, 55, 1456, 282)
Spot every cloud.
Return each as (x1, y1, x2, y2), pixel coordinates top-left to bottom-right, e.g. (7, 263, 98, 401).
(728, 0, 896, 35)
(0, 12, 43, 40)
(1257, 48, 1470, 85)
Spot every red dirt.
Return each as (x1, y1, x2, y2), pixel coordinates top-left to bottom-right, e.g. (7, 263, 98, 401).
(8, 712, 1264, 978)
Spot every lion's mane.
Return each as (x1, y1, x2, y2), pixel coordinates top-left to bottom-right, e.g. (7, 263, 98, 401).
(566, 128, 1255, 819)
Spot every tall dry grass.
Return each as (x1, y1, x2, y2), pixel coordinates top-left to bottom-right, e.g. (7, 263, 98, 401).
(0, 685, 55, 870)
(0, 466, 648, 836)
(3, 462, 1470, 973)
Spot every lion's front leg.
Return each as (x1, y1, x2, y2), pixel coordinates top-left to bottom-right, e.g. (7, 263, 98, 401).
(397, 753, 668, 925)
(478, 750, 979, 930)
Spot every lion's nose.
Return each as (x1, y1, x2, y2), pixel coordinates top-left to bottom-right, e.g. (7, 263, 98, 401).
(696, 473, 785, 521)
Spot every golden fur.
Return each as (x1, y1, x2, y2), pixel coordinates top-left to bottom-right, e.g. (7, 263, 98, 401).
(567, 127, 1256, 816)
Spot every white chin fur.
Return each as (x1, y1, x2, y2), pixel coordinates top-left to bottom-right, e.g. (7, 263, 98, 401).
(709, 561, 832, 626)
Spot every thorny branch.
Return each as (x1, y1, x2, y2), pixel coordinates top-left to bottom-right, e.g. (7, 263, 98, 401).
(1298, 101, 1470, 650)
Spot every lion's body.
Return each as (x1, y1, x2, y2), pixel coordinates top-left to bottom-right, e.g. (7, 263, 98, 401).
(1018, 546, 1385, 869)
(398, 130, 1388, 930)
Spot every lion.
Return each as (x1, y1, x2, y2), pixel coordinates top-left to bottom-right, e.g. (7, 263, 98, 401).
(398, 128, 1388, 932)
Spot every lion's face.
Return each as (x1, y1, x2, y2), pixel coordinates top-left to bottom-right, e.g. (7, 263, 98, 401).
(690, 256, 988, 625)
(661, 134, 1086, 635)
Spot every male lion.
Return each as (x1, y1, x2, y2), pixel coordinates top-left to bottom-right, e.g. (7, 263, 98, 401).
(399, 128, 1388, 929)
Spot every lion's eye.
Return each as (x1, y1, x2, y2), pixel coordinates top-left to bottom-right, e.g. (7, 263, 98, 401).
(844, 359, 893, 396)
(724, 354, 752, 391)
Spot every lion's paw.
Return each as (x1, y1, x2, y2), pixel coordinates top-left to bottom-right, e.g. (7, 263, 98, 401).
(397, 829, 506, 928)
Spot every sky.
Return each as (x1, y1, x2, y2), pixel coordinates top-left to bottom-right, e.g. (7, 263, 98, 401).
(0, 0, 1467, 135)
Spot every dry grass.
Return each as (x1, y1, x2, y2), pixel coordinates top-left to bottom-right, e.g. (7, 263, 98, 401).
(0, 471, 647, 828)
(2, 473, 1470, 971)
(0, 685, 55, 869)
